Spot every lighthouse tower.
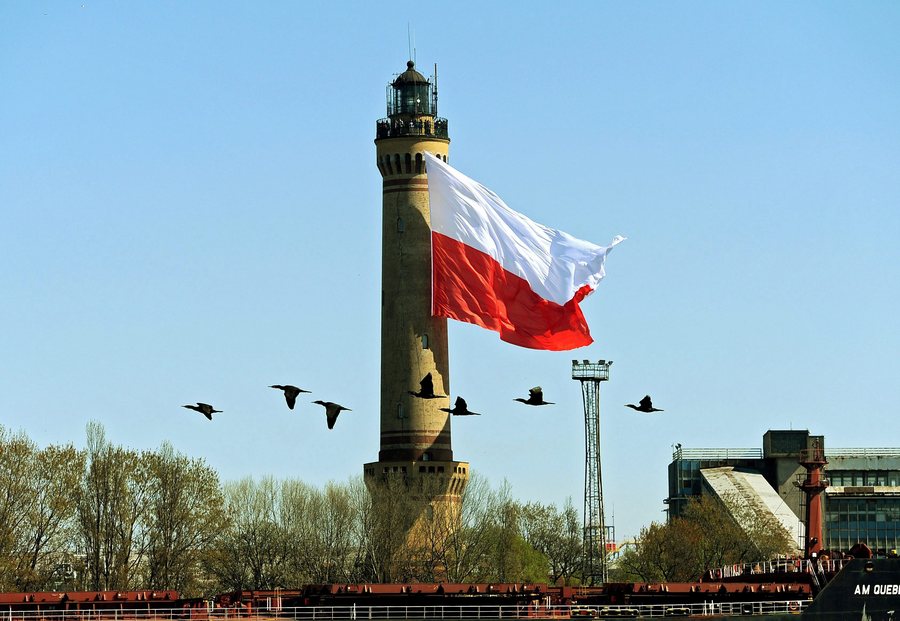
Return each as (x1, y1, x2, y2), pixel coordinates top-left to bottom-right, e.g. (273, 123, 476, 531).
(364, 61, 468, 518)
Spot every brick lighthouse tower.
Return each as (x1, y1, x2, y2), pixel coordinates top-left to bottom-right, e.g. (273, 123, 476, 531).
(364, 61, 468, 536)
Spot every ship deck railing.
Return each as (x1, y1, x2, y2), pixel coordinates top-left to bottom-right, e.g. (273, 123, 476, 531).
(0, 601, 812, 621)
(708, 556, 847, 580)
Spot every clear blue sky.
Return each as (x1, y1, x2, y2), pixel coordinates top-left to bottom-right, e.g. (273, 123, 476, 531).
(2, 1, 899, 540)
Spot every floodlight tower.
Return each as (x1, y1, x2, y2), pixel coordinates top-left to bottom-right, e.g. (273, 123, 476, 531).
(572, 359, 612, 585)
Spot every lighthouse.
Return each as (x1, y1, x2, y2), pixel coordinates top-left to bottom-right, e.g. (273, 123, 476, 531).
(363, 61, 469, 536)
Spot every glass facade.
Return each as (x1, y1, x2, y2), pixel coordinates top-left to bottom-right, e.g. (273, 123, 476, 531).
(667, 451, 764, 518)
(828, 470, 900, 487)
(824, 497, 900, 551)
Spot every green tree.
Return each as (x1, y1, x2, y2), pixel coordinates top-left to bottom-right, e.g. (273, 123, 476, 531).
(459, 481, 549, 584)
(0, 427, 38, 590)
(144, 442, 225, 594)
(520, 499, 582, 584)
(17, 444, 84, 590)
(615, 495, 796, 583)
(615, 519, 702, 582)
(76, 422, 150, 590)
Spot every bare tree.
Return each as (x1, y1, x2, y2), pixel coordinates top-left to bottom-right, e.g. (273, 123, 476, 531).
(368, 474, 422, 582)
(426, 472, 499, 583)
(213, 477, 287, 590)
(309, 482, 357, 582)
(278, 479, 318, 585)
(278, 478, 360, 584)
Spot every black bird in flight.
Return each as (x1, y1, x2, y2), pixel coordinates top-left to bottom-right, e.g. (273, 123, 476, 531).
(514, 387, 554, 406)
(626, 395, 664, 413)
(409, 372, 445, 399)
(270, 384, 310, 410)
(183, 403, 222, 420)
(313, 400, 351, 429)
(440, 396, 481, 416)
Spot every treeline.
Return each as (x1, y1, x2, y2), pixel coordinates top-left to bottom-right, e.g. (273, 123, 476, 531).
(0, 423, 582, 596)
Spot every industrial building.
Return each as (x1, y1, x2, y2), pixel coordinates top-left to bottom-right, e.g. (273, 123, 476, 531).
(667, 430, 900, 553)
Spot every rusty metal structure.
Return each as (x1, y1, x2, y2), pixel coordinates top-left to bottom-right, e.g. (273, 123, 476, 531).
(798, 439, 829, 559)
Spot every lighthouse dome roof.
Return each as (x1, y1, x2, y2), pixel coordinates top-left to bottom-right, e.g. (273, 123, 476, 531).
(392, 61, 428, 87)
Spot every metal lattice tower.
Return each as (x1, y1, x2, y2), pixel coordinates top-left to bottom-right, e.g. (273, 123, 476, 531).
(572, 359, 612, 585)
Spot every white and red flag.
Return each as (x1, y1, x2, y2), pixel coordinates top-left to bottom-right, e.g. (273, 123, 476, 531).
(425, 153, 624, 351)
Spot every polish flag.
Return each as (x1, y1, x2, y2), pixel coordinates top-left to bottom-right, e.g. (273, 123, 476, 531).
(425, 153, 624, 351)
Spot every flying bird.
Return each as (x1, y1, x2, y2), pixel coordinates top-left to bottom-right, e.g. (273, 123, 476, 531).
(270, 384, 310, 410)
(626, 395, 664, 413)
(440, 396, 481, 416)
(183, 403, 222, 420)
(313, 400, 351, 429)
(514, 387, 554, 406)
(408, 372, 445, 399)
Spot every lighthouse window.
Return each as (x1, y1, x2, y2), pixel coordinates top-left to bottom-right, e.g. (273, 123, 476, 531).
(415, 153, 424, 174)
(397, 216, 405, 233)
(422, 334, 429, 349)
(405, 153, 412, 174)
(397, 403, 404, 419)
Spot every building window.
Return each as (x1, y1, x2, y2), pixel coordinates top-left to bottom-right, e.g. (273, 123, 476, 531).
(422, 452, 431, 461)
(422, 334, 429, 349)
